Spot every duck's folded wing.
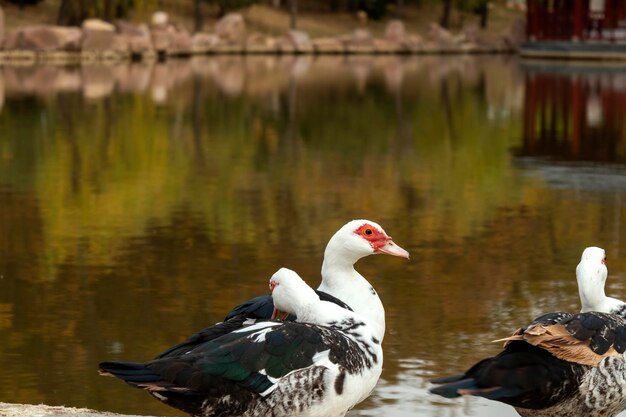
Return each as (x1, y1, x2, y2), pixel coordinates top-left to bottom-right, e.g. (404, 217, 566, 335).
(154, 314, 250, 359)
(496, 312, 626, 366)
(101, 321, 360, 397)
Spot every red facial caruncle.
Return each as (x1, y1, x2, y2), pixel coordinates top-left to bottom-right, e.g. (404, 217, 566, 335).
(354, 223, 391, 252)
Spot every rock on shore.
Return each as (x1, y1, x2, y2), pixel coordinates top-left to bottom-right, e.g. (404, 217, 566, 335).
(0, 7, 516, 63)
(0, 402, 158, 417)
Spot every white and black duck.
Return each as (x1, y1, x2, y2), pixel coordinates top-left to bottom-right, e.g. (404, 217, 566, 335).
(100, 268, 382, 417)
(155, 219, 408, 359)
(430, 246, 626, 417)
(431, 311, 626, 417)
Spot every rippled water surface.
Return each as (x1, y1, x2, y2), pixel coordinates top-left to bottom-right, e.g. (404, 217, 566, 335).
(1, 55, 626, 417)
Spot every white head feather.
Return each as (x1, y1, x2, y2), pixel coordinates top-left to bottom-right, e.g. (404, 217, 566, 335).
(270, 267, 356, 325)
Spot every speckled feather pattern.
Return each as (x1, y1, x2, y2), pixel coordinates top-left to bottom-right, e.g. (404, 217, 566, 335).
(516, 355, 626, 417)
(199, 366, 328, 417)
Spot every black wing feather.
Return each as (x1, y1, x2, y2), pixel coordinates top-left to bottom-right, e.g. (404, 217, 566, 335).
(430, 341, 584, 409)
(562, 312, 626, 355)
(155, 290, 353, 360)
(154, 314, 249, 359)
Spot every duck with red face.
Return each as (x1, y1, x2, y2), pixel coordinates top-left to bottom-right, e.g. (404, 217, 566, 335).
(150, 219, 408, 359)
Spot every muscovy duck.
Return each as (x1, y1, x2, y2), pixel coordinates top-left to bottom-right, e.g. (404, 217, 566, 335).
(430, 247, 626, 417)
(100, 268, 382, 417)
(155, 219, 408, 359)
(431, 311, 626, 417)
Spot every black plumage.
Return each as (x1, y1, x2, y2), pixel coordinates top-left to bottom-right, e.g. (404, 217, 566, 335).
(430, 311, 626, 412)
(155, 290, 352, 360)
(431, 341, 585, 409)
(155, 315, 250, 359)
(100, 320, 370, 416)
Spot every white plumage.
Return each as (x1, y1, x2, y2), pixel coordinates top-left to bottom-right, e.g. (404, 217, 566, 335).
(577, 246, 626, 316)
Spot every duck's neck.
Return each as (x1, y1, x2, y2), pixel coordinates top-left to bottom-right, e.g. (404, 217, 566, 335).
(318, 245, 386, 341)
(578, 268, 608, 312)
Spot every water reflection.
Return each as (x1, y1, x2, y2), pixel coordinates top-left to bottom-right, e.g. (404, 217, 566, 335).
(518, 61, 626, 163)
(1, 56, 626, 417)
(0, 55, 521, 105)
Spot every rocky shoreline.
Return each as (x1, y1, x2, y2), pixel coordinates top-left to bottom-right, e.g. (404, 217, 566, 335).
(0, 402, 156, 417)
(0, 7, 520, 64)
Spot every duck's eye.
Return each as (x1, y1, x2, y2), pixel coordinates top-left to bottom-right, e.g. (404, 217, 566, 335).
(365, 229, 373, 235)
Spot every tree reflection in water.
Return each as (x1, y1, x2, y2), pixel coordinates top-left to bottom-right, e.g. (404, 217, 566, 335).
(0, 56, 625, 417)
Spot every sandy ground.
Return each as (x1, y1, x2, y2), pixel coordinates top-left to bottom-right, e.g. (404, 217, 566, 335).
(0, 403, 157, 417)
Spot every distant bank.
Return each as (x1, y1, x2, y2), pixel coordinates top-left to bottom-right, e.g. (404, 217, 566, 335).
(0, 4, 524, 64)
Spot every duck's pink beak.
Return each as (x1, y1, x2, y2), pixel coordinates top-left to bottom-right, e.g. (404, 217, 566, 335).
(271, 308, 289, 320)
(375, 239, 410, 259)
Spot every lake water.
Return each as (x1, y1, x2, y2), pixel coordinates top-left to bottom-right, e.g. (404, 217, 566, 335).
(1, 55, 626, 417)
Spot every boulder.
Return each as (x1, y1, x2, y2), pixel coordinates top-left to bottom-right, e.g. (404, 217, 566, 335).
(351, 28, 373, 45)
(83, 18, 115, 32)
(246, 34, 277, 53)
(115, 21, 153, 55)
(286, 30, 312, 53)
(385, 19, 406, 43)
(191, 32, 219, 54)
(150, 25, 193, 56)
(215, 13, 246, 44)
(373, 38, 403, 53)
(346, 44, 375, 54)
(276, 38, 295, 54)
(151, 27, 170, 52)
(403, 34, 424, 53)
(167, 26, 192, 56)
(4, 25, 82, 51)
(313, 37, 344, 54)
(111, 35, 130, 57)
(82, 19, 116, 51)
(460, 24, 481, 44)
(428, 22, 455, 45)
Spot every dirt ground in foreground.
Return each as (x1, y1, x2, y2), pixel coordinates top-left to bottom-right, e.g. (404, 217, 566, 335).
(0, 402, 158, 417)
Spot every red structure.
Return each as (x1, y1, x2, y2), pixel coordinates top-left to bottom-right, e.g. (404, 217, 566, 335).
(527, 0, 626, 42)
